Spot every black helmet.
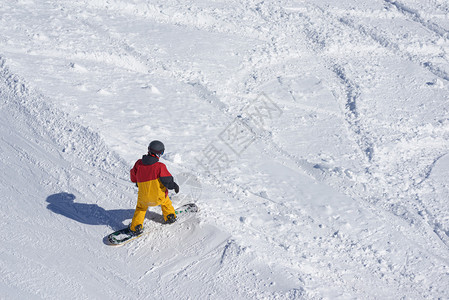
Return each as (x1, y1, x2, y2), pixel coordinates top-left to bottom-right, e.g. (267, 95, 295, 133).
(148, 140, 165, 156)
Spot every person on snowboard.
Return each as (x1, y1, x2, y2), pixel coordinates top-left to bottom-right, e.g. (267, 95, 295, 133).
(129, 140, 180, 235)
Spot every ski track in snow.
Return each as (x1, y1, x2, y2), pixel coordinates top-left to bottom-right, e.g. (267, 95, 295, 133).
(1, 0, 449, 299)
(298, 1, 449, 247)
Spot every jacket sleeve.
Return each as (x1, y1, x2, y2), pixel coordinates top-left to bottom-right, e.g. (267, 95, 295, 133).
(159, 163, 177, 190)
(130, 160, 140, 183)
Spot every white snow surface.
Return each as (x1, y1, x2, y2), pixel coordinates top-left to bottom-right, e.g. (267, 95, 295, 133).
(1, 0, 449, 299)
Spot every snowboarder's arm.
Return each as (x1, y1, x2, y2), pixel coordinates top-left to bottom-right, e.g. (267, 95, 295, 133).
(159, 164, 180, 193)
(160, 176, 179, 191)
(130, 160, 141, 183)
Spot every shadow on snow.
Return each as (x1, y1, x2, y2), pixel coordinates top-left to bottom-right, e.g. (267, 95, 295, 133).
(46, 192, 165, 231)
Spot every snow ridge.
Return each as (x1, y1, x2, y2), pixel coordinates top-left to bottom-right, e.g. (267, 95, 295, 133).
(0, 56, 127, 178)
(385, 0, 449, 39)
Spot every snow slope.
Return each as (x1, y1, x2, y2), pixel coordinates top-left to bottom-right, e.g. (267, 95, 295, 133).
(1, 0, 449, 299)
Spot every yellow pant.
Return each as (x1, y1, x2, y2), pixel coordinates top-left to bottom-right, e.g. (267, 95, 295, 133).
(130, 195, 176, 231)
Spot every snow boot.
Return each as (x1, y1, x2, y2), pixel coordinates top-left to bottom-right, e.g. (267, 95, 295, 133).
(165, 214, 177, 224)
(128, 224, 143, 236)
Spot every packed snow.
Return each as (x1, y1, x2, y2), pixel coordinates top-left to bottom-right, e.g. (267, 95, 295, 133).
(1, 0, 449, 299)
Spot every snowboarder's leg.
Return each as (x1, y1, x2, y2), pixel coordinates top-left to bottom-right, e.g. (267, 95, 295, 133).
(130, 201, 149, 231)
(160, 196, 176, 222)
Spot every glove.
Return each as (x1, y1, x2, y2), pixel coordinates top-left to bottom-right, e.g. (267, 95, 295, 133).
(174, 182, 180, 194)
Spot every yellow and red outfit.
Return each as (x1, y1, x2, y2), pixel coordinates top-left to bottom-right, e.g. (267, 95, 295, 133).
(129, 154, 177, 231)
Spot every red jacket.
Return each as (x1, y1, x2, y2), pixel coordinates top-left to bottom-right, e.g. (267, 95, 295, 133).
(130, 154, 176, 205)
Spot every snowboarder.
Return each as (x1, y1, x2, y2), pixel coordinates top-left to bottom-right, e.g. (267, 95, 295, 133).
(129, 140, 180, 235)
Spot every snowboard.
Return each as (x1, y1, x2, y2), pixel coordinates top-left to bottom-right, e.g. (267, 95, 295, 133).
(106, 203, 198, 246)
